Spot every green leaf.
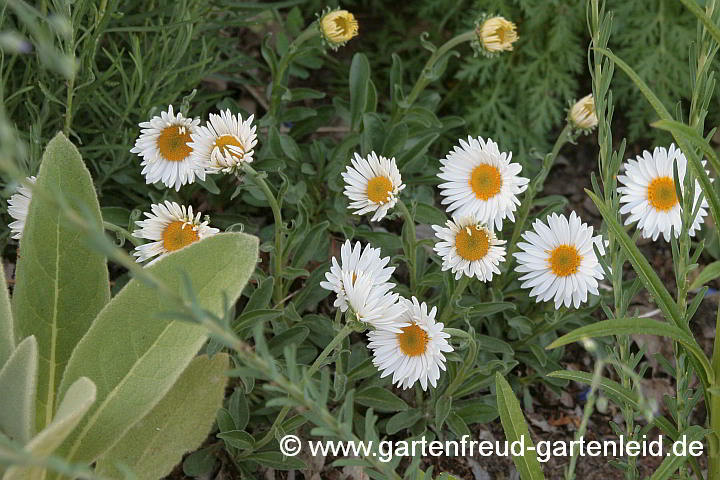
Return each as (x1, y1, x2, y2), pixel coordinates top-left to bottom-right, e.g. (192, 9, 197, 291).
(355, 387, 408, 412)
(548, 318, 713, 386)
(0, 261, 13, 367)
(689, 261, 720, 291)
(11, 132, 110, 433)
(546, 370, 642, 410)
(435, 395, 452, 431)
(246, 451, 308, 470)
(4, 377, 96, 480)
(217, 430, 255, 450)
(349, 53, 370, 131)
(52, 233, 258, 468)
(386, 409, 422, 435)
(677, 0, 720, 47)
(649, 426, 708, 480)
(95, 354, 230, 480)
(494, 373, 545, 480)
(0, 336, 38, 444)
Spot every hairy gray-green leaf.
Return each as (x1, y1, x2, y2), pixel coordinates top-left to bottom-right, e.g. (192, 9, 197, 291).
(0, 336, 37, 444)
(95, 354, 230, 480)
(4, 377, 96, 480)
(495, 373, 545, 480)
(11, 133, 109, 433)
(0, 261, 13, 367)
(53, 232, 258, 469)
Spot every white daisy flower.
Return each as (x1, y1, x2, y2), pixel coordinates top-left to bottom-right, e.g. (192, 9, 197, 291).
(7, 176, 35, 240)
(438, 136, 529, 230)
(432, 216, 506, 281)
(342, 152, 405, 222)
(189, 109, 258, 175)
(367, 296, 453, 391)
(320, 240, 395, 312)
(132, 201, 220, 265)
(618, 144, 709, 242)
(513, 212, 605, 309)
(130, 105, 205, 191)
(342, 270, 407, 332)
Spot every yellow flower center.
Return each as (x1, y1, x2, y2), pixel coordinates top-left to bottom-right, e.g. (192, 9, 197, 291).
(397, 323, 429, 357)
(479, 17, 518, 52)
(213, 134, 245, 159)
(366, 176, 394, 204)
(163, 221, 199, 252)
(321, 10, 359, 44)
(548, 245, 582, 277)
(455, 226, 490, 261)
(469, 164, 503, 200)
(156, 126, 192, 162)
(647, 176, 678, 212)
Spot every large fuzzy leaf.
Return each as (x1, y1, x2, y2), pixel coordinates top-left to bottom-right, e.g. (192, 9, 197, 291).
(95, 354, 230, 479)
(11, 133, 110, 433)
(0, 336, 38, 444)
(53, 232, 258, 470)
(0, 262, 13, 368)
(4, 377, 96, 480)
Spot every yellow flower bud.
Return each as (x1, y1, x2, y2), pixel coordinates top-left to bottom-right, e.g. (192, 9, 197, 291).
(477, 16, 518, 54)
(569, 94, 598, 131)
(319, 9, 358, 49)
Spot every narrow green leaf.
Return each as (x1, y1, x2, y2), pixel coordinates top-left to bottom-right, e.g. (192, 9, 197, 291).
(4, 377, 96, 480)
(246, 451, 307, 470)
(548, 318, 712, 385)
(349, 53, 370, 131)
(546, 371, 641, 410)
(494, 373, 545, 480)
(649, 426, 708, 480)
(355, 387, 408, 412)
(0, 336, 37, 444)
(689, 260, 720, 290)
(677, 0, 720, 47)
(435, 395, 452, 431)
(0, 261, 13, 367)
(386, 409, 422, 435)
(53, 233, 258, 468)
(11, 132, 110, 433)
(95, 354, 230, 480)
(217, 430, 255, 450)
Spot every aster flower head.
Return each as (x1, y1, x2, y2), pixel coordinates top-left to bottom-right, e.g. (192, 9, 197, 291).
(7, 176, 36, 240)
(320, 240, 395, 312)
(132, 201, 219, 265)
(513, 212, 605, 309)
(617, 144, 710, 242)
(472, 14, 518, 57)
(318, 8, 359, 49)
(568, 94, 598, 133)
(130, 105, 205, 191)
(438, 136, 528, 230)
(367, 297, 453, 391)
(432, 216, 506, 281)
(342, 152, 405, 222)
(341, 270, 407, 332)
(189, 109, 258, 175)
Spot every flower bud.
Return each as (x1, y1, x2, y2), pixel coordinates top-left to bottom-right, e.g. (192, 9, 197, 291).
(569, 94, 598, 132)
(318, 8, 358, 49)
(473, 15, 518, 56)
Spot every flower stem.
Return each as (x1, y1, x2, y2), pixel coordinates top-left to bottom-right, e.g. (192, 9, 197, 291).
(244, 322, 353, 455)
(442, 328, 477, 397)
(390, 30, 476, 125)
(396, 199, 417, 294)
(267, 26, 320, 123)
(438, 275, 470, 323)
(103, 221, 144, 248)
(242, 164, 285, 306)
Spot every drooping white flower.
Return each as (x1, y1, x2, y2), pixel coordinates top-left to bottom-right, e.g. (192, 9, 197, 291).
(189, 109, 258, 175)
(132, 201, 219, 265)
(7, 176, 35, 240)
(438, 136, 528, 230)
(342, 152, 405, 222)
(432, 216, 506, 281)
(618, 144, 709, 241)
(342, 270, 407, 332)
(513, 212, 605, 309)
(367, 297, 453, 391)
(130, 105, 205, 191)
(320, 240, 395, 312)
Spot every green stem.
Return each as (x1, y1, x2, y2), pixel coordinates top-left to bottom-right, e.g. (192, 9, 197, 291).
(442, 328, 477, 398)
(243, 322, 353, 455)
(711, 304, 720, 480)
(268, 26, 320, 123)
(390, 30, 476, 125)
(396, 199, 417, 294)
(102, 221, 144, 248)
(242, 164, 285, 306)
(438, 275, 470, 323)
